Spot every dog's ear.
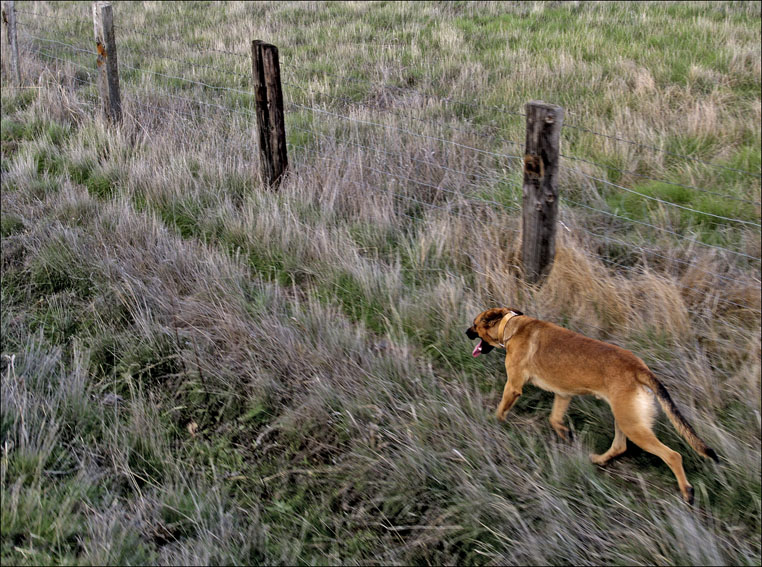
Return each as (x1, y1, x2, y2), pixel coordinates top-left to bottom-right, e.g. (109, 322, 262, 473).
(481, 308, 509, 328)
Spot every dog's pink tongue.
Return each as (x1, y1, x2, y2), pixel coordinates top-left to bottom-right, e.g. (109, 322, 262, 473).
(472, 340, 483, 357)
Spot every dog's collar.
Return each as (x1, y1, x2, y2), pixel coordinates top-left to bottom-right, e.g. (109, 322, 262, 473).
(497, 312, 520, 348)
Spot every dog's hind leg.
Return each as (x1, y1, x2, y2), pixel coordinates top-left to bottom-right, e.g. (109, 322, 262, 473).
(622, 424, 693, 503)
(590, 420, 627, 465)
(549, 394, 573, 441)
(613, 398, 694, 503)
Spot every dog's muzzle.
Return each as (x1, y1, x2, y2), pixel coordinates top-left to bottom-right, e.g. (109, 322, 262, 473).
(466, 327, 494, 357)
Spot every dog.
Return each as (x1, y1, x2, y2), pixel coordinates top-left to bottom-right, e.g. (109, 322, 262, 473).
(466, 307, 718, 504)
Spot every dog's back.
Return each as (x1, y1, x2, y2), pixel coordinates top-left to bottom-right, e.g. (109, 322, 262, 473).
(506, 316, 647, 398)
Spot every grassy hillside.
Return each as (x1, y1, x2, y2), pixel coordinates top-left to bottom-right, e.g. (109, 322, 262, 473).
(1, 1, 760, 565)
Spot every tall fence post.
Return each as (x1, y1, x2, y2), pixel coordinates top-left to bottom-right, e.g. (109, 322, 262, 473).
(92, 2, 122, 124)
(2, 0, 21, 84)
(521, 100, 564, 285)
(252, 40, 288, 188)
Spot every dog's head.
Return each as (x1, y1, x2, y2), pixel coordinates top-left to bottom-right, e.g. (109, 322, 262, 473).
(466, 307, 524, 357)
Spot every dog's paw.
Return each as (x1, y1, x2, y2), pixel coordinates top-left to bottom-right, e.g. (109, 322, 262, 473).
(683, 485, 695, 505)
(551, 423, 572, 442)
(589, 453, 609, 466)
(495, 410, 506, 422)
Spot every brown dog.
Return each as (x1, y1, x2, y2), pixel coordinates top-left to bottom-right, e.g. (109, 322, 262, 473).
(466, 307, 718, 503)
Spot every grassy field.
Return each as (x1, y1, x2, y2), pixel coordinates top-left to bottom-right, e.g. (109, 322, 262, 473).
(1, 1, 761, 565)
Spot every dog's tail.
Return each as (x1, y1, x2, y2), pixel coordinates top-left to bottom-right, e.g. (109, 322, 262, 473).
(638, 371, 719, 463)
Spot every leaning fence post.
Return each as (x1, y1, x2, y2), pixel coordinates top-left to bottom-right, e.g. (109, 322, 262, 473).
(92, 2, 122, 124)
(2, 0, 21, 84)
(521, 100, 564, 285)
(252, 40, 288, 188)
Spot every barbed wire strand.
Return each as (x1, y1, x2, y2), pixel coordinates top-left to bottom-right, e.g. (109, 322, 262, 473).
(289, 65, 760, 178)
(116, 59, 254, 97)
(19, 51, 762, 237)
(570, 168, 762, 228)
(32, 68, 99, 112)
(288, 101, 523, 163)
(119, 46, 250, 80)
(127, 84, 256, 118)
(564, 197, 761, 262)
(129, 98, 197, 122)
(285, 82, 525, 151)
(282, 63, 528, 119)
(562, 153, 761, 206)
(15, 20, 92, 45)
(55, 73, 96, 88)
(295, 144, 520, 213)
(34, 48, 96, 75)
(569, 224, 757, 287)
(564, 122, 762, 178)
(284, 66, 759, 179)
(367, 163, 519, 211)
(18, 23, 760, 186)
(113, 25, 248, 59)
(592, 255, 760, 312)
(291, 144, 506, 226)
(18, 28, 255, 108)
(36, 65, 97, 87)
(127, 90, 259, 143)
(297, 100, 761, 220)
(13, 26, 762, 317)
(14, 8, 90, 28)
(126, 99, 258, 158)
(287, 125, 510, 191)
(16, 11, 761, 180)
(575, 250, 761, 317)
(17, 29, 97, 56)
(299, 150, 457, 221)
(290, 132, 493, 204)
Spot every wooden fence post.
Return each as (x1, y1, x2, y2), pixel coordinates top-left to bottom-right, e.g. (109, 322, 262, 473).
(92, 2, 122, 124)
(2, 0, 21, 84)
(252, 40, 288, 188)
(521, 100, 564, 285)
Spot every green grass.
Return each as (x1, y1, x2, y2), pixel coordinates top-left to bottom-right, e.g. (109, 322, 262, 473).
(0, 213, 24, 237)
(1, 1, 760, 565)
(605, 179, 758, 246)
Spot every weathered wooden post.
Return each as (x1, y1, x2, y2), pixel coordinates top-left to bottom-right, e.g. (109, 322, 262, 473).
(521, 101, 564, 285)
(2, 0, 21, 84)
(92, 2, 122, 124)
(252, 40, 288, 188)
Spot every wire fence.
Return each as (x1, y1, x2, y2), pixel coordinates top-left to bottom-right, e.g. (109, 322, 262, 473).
(563, 121, 762, 179)
(5, 5, 761, 328)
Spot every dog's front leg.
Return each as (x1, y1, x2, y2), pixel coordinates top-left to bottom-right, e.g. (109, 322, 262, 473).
(496, 379, 523, 421)
(496, 360, 525, 421)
